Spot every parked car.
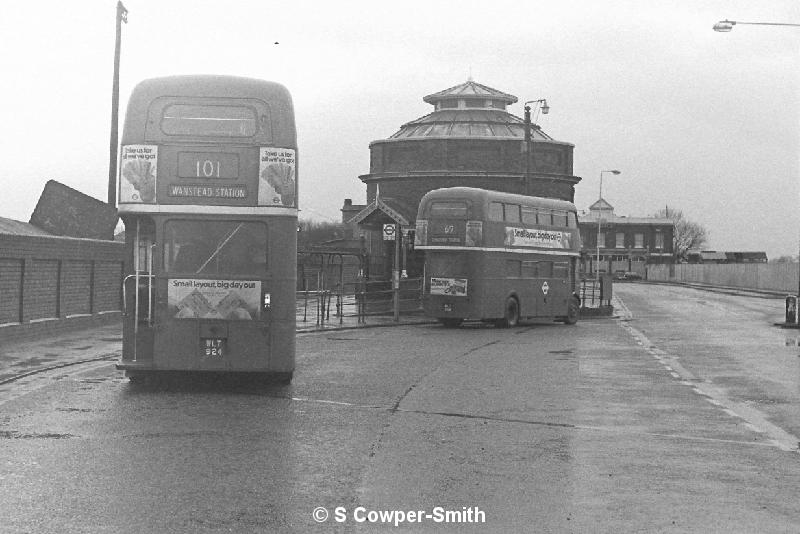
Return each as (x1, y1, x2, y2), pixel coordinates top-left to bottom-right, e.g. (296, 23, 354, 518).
(623, 271, 642, 281)
(613, 270, 627, 280)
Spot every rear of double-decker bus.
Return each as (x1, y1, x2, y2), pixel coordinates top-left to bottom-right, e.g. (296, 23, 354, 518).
(417, 187, 582, 328)
(415, 188, 486, 327)
(116, 75, 296, 382)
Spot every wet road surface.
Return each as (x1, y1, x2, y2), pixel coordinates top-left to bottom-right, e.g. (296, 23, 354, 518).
(0, 284, 798, 532)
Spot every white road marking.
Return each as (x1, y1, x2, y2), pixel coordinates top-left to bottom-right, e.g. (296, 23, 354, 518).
(613, 295, 799, 453)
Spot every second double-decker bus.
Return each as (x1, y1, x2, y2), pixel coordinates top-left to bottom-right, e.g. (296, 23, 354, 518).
(116, 75, 297, 382)
(415, 187, 582, 328)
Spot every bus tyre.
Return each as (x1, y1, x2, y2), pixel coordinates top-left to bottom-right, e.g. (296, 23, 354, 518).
(564, 297, 579, 325)
(496, 297, 520, 328)
(439, 318, 463, 328)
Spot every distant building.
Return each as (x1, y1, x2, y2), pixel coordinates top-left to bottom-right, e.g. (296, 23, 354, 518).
(342, 79, 582, 279)
(578, 198, 674, 275)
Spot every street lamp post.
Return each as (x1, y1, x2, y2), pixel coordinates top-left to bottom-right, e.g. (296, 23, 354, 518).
(108, 1, 128, 206)
(523, 99, 549, 196)
(713, 19, 800, 32)
(596, 170, 621, 285)
(714, 17, 800, 323)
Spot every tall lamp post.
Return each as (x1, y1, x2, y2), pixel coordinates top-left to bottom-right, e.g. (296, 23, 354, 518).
(596, 170, 621, 283)
(523, 99, 549, 195)
(713, 19, 800, 31)
(714, 17, 800, 324)
(108, 1, 128, 206)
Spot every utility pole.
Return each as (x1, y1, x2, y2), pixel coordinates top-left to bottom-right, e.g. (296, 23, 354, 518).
(108, 1, 128, 205)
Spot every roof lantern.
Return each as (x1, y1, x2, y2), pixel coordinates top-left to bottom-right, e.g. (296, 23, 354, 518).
(389, 79, 554, 140)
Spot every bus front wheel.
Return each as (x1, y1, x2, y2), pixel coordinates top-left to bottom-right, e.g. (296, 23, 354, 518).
(496, 297, 520, 328)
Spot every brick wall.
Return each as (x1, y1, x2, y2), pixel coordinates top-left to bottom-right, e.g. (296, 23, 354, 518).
(0, 233, 125, 339)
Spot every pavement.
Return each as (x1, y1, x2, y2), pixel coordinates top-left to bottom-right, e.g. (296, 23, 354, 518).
(0, 313, 436, 384)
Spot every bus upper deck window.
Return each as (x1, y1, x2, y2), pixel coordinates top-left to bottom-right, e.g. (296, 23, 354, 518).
(521, 207, 537, 225)
(489, 202, 503, 222)
(504, 204, 520, 223)
(162, 104, 258, 137)
(429, 201, 468, 218)
(567, 212, 578, 228)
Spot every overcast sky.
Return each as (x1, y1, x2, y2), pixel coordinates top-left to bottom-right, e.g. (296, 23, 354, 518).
(1, 0, 798, 258)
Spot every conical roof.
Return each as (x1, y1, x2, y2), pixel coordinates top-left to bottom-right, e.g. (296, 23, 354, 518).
(422, 80, 517, 105)
(388, 80, 554, 141)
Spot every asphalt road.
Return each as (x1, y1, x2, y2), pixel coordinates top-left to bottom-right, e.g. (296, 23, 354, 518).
(0, 284, 798, 533)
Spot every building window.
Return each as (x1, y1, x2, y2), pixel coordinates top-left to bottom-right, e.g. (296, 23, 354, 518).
(616, 232, 625, 248)
(598, 232, 605, 248)
(655, 231, 664, 249)
(634, 233, 644, 248)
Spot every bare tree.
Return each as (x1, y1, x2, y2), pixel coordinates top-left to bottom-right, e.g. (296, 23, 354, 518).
(653, 207, 708, 261)
(297, 219, 344, 249)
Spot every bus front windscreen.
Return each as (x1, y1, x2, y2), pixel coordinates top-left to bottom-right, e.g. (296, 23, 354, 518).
(164, 220, 267, 275)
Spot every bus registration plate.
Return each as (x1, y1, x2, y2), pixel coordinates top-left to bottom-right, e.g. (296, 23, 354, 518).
(201, 338, 226, 357)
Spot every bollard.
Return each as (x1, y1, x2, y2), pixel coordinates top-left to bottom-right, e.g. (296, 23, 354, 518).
(786, 295, 798, 325)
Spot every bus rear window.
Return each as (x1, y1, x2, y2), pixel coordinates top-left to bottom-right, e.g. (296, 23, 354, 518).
(162, 104, 258, 137)
(429, 201, 468, 218)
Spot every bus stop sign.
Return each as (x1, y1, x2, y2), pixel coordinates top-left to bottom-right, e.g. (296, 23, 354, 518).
(382, 224, 396, 241)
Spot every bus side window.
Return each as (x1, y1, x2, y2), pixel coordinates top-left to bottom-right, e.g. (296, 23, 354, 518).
(538, 210, 552, 226)
(521, 206, 537, 225)
(539, 261, 553, 277)
(505, 260, 521, 277)
(504, 204, 520, 223)
(552, 211, 568, 227)
(567, 212, 578, 228)
(522, 261, 537, 278)
(554, 262, 570, 279)
(489, 202, 504, 221)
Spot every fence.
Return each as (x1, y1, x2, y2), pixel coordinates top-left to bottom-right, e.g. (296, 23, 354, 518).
(647, 263, 799, 293)
(0, 233, 125, 340)
(297, 277, 424, 327)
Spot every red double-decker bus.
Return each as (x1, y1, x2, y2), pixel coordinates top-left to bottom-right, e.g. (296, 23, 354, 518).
(415, 187, 582, 327)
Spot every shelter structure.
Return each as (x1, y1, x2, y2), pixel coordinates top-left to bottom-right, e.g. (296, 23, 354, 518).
(342, 79, 582, 279)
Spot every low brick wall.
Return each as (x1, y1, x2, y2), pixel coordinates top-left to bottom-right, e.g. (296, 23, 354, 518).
(0, 233, 125, 341)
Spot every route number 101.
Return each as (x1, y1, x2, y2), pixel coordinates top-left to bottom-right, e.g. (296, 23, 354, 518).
(196, 160, 221, 178)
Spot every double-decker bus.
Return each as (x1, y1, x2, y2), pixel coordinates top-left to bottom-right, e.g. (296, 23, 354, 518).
(415, 187, 581, 327)
(116, 75, 297, 382)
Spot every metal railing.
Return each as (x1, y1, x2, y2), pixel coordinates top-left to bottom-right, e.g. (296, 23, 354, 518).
(297, 277, 424, 327)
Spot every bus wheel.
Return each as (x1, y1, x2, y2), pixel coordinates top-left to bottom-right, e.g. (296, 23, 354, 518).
(496, 297, 520, 328)
(439, 318, 463, 328)
(564, 297, 580, 325)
